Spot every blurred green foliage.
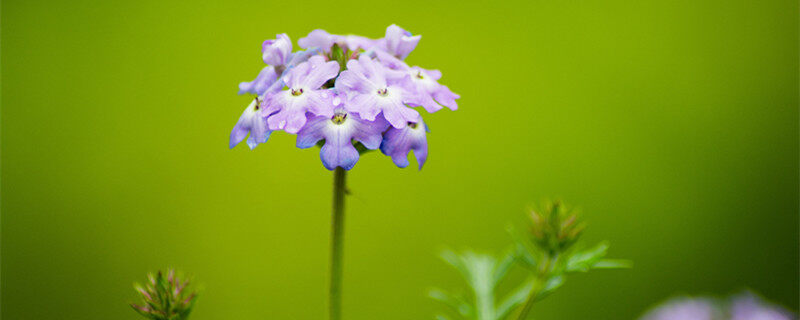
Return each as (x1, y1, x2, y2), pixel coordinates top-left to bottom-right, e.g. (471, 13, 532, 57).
(1, 0, 797, 319)
(430, 201, 629, 320)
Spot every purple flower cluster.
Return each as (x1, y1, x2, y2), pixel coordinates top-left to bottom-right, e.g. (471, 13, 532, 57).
(230, 25, 459, 171)
(640, 293, 796, 320)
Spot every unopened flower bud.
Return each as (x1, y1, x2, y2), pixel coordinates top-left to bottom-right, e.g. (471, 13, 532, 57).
(131, 269, 197, 320)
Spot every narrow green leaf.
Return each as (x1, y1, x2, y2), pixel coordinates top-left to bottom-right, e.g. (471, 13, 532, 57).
(535, 275, 565, 302)
(592, 259, 632, 269)
(492, 249, 516, 285)
(429, 288, 473, 319)
(565, 241, 609, 272)
(496, 279, 534, 320)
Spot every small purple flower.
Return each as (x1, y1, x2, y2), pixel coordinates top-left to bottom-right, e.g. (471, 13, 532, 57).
(379, 24, 421, 60)
(239, 33, 319, 96)
(298, 29, 334, 51)
(237, 66, 278, 95)
(264, 55, 340, 134)
(229, 97, 271, 149)
(375, 50, 459, 112)
(639, 297, 719, 320)
(262, 33, 292, 66)
(380, 119, 428, 170)
(296, 95, 389, 170)
(730, 293, 795, 320)
(335, 55, 420, 129)
(298, 29, 377, 52)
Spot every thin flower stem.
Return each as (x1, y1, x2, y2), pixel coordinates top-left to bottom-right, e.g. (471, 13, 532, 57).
(329, 167, 347, 320)
(515, 254, 556, 320)
(515, 277, 544, 320)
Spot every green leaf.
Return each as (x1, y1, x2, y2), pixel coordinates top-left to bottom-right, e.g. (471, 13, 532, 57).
(492, 250, 516, 285)
(428, 288, 473, 319)
(535, 275, 564, 301)
(592, 259, 632, 269)
(507, 226, 538, 269)
(439, 249, 471, 281)
(330, 43, 344, 62)
(495, 279, 534, 320)
(565, 241, 609, 272)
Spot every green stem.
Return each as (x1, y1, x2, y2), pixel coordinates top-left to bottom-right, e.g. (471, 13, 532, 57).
(329, 167, 347, 320)
(515, 253, 556, 320)
(515, 277, 544, 320)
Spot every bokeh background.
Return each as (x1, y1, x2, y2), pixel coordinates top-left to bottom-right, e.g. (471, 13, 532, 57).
(2, 0, 797, 319)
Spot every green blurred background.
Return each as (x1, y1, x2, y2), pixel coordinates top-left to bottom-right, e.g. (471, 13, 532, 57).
(2, 0, 797, 319)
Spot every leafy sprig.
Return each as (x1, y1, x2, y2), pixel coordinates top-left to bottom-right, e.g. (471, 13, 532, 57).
(131, 269, 197, 320)
(430, 200, 631, 320)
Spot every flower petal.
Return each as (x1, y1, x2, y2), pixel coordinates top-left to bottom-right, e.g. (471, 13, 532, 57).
(229, 99, 271, 149)
(383, 24, 421, 59)
(296, 115, 328, 148)
(298, 29, 335, 51)
(238, 66, 277, 95)
(305, 90, 336, 117)
(301, 56, 340, 89)
(433, 85, 459, 110)
(380, 93, 420, 128)
(319, 122, 359, 170)
(351, 115, 389, 149)
(380, 119, 428, 169)
(321, 143, 359, 171)
(335, 69, 370, 93)
(262, 33, 292, 66)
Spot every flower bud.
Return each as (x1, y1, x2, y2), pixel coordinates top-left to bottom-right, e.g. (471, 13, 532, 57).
(131, 269, 197, 320)
(527, 200, 585, 254)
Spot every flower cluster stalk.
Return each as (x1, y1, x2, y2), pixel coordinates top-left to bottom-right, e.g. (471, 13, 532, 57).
(515, 253, 555, 320)
(329, 167, 347, 320)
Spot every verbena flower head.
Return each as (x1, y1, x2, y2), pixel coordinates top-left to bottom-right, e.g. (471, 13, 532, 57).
(131, 269, 197, 320)
(640, 297, 720, 320)
(730, 293, 795, 320)
(639, 293, 796, 320)
(229, 25, 460, 171)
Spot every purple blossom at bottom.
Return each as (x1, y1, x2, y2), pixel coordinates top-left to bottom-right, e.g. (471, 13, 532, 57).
(730, 294, 795, 320)
(229, 98, 271, 149)
(296, 101, 389, 171)
(380, 119, 428, 170)
(640, 298, 719, 320)
(640, 294, 797, 320)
